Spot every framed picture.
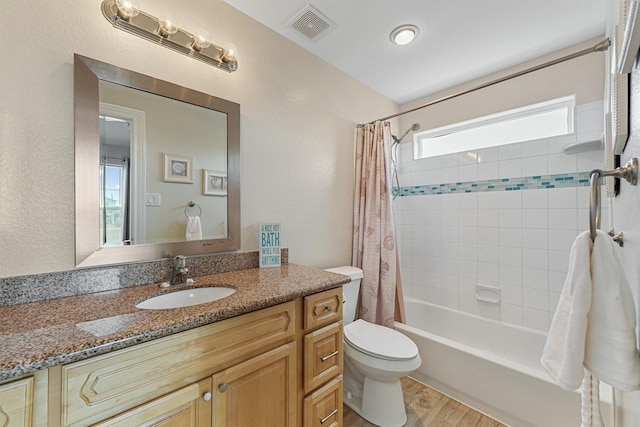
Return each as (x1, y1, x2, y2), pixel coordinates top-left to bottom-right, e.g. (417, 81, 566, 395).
(163, 153, 193, 183)
(203, 169, 227, 196)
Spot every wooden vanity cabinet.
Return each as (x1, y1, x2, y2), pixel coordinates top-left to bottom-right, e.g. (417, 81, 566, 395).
(51, 301, 295, 427)
(7, 286, 344, 427)
(301, 288, 344, 427)
(0, 376, 34, 426)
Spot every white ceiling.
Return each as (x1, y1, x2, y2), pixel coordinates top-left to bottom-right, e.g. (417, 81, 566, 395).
(223, 0, 607, 104)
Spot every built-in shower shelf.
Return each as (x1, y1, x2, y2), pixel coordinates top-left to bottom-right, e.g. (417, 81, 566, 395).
(476, 284, 501, 304)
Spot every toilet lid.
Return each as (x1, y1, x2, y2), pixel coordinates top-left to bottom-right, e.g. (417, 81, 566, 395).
(344, 319, 419, 361)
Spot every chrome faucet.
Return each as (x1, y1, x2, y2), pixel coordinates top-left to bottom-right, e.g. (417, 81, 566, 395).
(165, 255, 189, 286)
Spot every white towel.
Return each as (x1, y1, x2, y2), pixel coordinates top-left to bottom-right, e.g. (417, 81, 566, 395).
(580, 370, 604, 427)
(586, 230, 640, 391)
(542, 230, 593, 390)
(186, 216, 202, 240)
(542, 229, 640, 426)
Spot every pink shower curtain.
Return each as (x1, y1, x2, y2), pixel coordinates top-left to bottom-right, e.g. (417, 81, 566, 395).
(352, 121, 405, 327)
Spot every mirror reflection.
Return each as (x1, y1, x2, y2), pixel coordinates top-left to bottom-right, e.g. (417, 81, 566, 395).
(75, 54, 240, 267)
(98, 81, 228, 246)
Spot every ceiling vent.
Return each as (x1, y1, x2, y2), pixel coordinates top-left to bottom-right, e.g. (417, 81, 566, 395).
(287, 4, 336, 41)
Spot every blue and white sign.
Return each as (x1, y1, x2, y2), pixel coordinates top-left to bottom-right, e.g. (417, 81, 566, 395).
(259, 222, 281, 268)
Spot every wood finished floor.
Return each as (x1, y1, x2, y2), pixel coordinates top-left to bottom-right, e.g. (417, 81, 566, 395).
(343, 377, 507, 427)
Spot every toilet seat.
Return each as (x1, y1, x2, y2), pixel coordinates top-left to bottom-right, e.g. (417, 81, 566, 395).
(344, 319, 419, 361)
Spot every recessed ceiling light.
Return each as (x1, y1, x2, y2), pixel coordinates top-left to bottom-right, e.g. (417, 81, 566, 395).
(389, 25, 419, 46)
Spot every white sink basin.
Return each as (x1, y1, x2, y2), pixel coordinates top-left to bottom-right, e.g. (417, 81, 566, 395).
(136, 287, 236, 310)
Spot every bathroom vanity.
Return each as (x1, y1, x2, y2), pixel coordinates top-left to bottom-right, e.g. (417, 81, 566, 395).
(0, 264, 347, 427)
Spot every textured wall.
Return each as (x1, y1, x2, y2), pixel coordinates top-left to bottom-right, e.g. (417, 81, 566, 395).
(0, 0, 397, 277)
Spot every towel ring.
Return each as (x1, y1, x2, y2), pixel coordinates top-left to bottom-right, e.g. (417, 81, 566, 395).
(589, 158, 638, 244)
(185, 201, 202, 218)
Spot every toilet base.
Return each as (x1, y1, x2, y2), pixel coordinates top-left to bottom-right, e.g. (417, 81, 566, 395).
(344, 376, 408, 427)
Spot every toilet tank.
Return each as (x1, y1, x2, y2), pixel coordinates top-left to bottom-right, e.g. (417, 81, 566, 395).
(324, 266, 363, 325)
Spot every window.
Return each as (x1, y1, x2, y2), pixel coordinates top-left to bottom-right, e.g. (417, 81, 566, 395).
(100, 163, 127, 246)
(414, 96, 575, 159)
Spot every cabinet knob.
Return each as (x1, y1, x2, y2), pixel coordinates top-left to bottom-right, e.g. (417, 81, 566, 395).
(219, 383, 228, 393)
(324, 305, 332, 312)
(202, 392, 212, 401)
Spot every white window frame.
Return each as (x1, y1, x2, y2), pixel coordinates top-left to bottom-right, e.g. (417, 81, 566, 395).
(414, 95, 575, 159)
(100, 102, 146, 245)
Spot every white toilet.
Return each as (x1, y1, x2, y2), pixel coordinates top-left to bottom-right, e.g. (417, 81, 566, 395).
(325, 266, 421, 427)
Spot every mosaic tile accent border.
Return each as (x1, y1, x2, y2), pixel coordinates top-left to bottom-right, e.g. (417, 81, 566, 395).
(396, 171, 592, 196)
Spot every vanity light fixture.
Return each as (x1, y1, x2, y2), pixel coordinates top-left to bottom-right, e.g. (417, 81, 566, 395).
(101, 0, 238, 72)
(389, 25, 419, 46)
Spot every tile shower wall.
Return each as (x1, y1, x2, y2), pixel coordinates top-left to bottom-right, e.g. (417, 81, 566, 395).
(394, 101, 605, 331)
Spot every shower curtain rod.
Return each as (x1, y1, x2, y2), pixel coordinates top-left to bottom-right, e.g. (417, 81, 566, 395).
(362, 38, 610, 125)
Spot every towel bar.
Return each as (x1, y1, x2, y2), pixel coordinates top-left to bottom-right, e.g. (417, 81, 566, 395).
(185, 201, 202, 218)
(589, 158, 638, 244)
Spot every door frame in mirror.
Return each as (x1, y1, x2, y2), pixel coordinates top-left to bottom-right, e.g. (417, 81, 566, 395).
(74, 54, 240, 267)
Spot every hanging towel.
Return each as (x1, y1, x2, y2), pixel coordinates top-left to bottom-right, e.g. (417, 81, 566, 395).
(585, 230, 640, 390)
(542, 229, 593, 390)
(580, 369, 604, 427)
(186, 216, 202, 240)
(542, 229, 640, 425)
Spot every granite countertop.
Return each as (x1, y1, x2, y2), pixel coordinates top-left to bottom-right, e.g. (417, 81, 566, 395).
(0, 264, 349, 383)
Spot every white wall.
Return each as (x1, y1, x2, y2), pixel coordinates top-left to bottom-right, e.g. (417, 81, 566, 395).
(0, 0, 397, 277)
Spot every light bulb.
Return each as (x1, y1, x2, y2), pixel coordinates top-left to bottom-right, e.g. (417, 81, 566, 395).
(115, 0, 140, 21)
(394, 29, 415, 45)
(191, 29, 211, 51)
(158, 14, 179, 37)
(220, 43, 238, 71)
(222, 43, 238, 62)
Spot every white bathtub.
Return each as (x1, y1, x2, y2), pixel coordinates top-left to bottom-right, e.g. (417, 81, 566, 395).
(395, 297, 612, 427)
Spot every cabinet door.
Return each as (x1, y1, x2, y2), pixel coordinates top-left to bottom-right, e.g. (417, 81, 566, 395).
(212, 343, 297, 427)
(0, 377, 33, 427)
(92, 378, 211, 427)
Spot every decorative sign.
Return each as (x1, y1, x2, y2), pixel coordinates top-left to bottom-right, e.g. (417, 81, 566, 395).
(259, 222, 281, 268)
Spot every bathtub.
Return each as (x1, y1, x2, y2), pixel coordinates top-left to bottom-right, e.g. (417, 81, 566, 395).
(395, 297, 613, 427)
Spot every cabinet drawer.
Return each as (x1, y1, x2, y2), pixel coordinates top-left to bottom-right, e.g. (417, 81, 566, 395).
(304, 322, 343, 393)
(59, 301, 295, 427)
(303, 376, 343, 427)
(0, 377, 33, 427)
(304, 288, 342, 331)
